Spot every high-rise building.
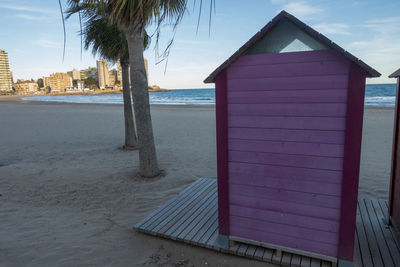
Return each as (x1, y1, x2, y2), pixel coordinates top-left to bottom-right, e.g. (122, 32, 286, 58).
(97, 60, 110, 89)
(44, 72, 72, 92)
(0, 49, 13, 94)
(68, 69, 81, 80)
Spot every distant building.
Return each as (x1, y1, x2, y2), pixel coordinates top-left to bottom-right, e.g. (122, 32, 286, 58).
(44, 72, 72, 93)
(144, 58, 149, 82)
(14, 80, 39, 94)
(43, 76, 50, 89)
(80, 69, 88, 80)
(116, 60, 123, 83)
(68, 69, 81, 80)
(80, 67, 97, 81)
(0, 49, 13, 94)
(108, 69, 117, 87)
(65, 80, 86, 92)
(77, 80, 85, 91)
(97, 60, 110, 89)
(115, 58, 148, 87)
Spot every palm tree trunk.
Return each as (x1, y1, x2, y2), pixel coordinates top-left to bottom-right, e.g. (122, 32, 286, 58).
(120, 56, 138, 149)
(126, 25, 160, 177)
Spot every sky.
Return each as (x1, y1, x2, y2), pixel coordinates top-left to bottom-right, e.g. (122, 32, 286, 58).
(0, 0, 399, 88)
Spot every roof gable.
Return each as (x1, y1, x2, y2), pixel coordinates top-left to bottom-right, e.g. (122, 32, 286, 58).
(389, 69, 400, 78)
(204, 11, 380, 83)
(246, 19, 328, 55)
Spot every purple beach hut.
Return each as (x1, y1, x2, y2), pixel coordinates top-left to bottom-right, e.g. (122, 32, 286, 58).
(204, 11, 380, 265)
(389, 68, 400, 233)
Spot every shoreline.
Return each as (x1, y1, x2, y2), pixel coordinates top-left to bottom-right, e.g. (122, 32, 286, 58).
(0, 95, 395, 109)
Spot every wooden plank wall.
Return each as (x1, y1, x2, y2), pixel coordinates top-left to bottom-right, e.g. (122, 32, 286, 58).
(226, 50, 350, 257)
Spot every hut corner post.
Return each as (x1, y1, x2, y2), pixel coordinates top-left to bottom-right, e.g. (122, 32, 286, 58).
(389, 76, 400, 222)
(214, 70, 230, 250)
(337, 64, 366, 267)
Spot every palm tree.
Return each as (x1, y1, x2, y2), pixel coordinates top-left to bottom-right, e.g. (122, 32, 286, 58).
(67, 0, 212, 177)
(82, 17, 139, 149)
(104, 0, 189, 178)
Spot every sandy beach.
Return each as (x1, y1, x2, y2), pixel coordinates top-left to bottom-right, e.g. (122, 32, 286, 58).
(0, 98, 395, 266)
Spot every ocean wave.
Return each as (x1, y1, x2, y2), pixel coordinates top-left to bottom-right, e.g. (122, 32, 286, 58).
(22, 85, 397, 107)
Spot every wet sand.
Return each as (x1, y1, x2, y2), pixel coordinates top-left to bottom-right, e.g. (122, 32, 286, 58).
(0, 98, 394, 266)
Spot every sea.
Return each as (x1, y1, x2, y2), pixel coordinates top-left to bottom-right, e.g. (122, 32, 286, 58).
(23, 84, 397, 107)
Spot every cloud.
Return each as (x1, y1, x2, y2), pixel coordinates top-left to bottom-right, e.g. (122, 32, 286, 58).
(0, 3, 56, 15)
(364, 17, 400, 34)
(270, 0, 286, 4)
(282, 2, 323, 20)
(33, 39, 61, 49)
(313, 23, 351, 36)
(15, 13, 47, 21)
(346, 16, 400, 83)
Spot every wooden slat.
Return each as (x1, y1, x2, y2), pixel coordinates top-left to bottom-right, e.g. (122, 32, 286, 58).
(228, 241, 241, 254)
(262, 248, 274, 262)
(227, 89, 347, 104)
(205, 227, 219, 248)
(134, 178, 207, 229)
(281, 252, 292, 266)
(200, 217, 219, 246)
(245, 244, 257, 258)
(177, 199, 217, 241)
(230, 195, 341, 221)
(229, 163, 343, 185)
(137, 178, 209, 230)
(237, 243, 248, 256)
(191, 211, 218, 244)
(184, 205, 218, 242)
(291, 254, 302, 267)
(364, 199, 395, 267)
(230, 205, 339, 233)
(227, 74, 349, 91)
(353, 230, 363, 267)
(163, 189, 217, 237)
(228, 139, 344, 157)
(300, 256, 311, 267)
(321, 261, 332, 267)
(228, 128, 345, 145)
(230, 215, 339, 245)
(230, 226, 338, 257)
(227, 60, 350, 79)
(378, 199, 400, 250)
(371, 199, 400, 264)
(271, 251, 283, 264)
(228, 103, 347, 117)
(230, 173, 342, 194)
(229, 150, 344, 171)
(228, 115, 346, 131)
(310, 258, 321, 267)
(232, 50, 344, 67)
(253, 246, 265, 261)
(358, 199, 385, 267)
(148, 180, 215, 233)
(229, 183, 341, 209)
(356, 204, 374, 267)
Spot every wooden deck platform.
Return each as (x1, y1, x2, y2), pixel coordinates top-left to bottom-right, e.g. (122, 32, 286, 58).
(134, 178, 400, 266)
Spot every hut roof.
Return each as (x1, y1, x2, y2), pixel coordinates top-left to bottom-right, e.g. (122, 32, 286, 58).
(389, 69, 400, 78)
(204, 10, 380, 83)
